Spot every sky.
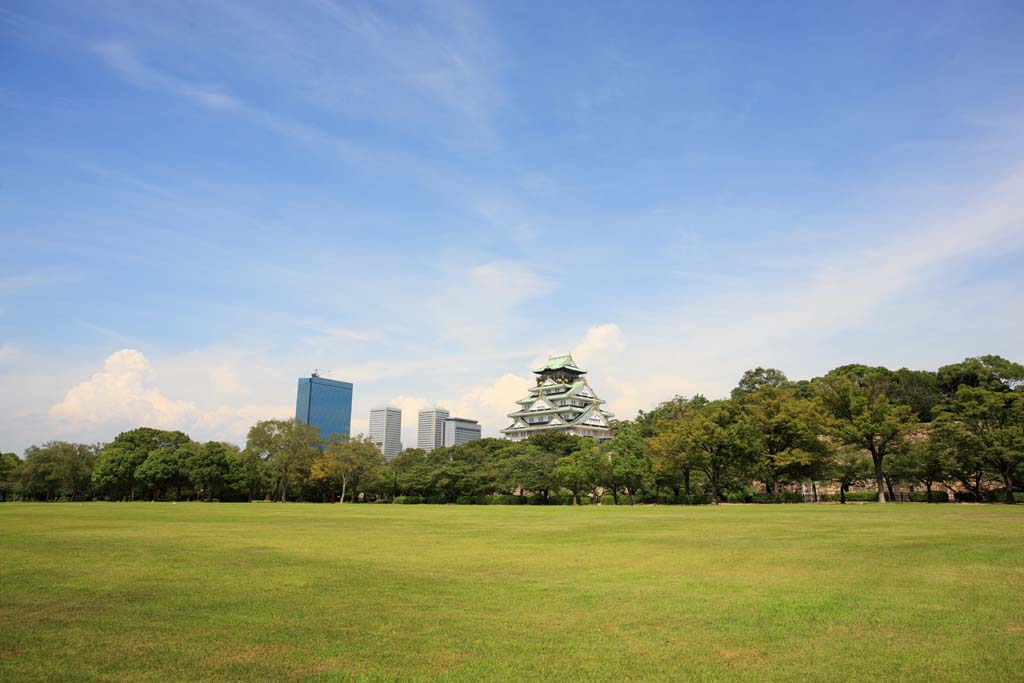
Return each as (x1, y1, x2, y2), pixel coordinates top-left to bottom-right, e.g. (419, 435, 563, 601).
(2, 0, 1023, 454)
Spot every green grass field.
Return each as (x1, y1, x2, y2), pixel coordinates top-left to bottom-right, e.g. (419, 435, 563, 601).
(1, 503, 1022, 682)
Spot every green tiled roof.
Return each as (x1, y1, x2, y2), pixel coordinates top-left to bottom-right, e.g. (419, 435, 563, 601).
(533, 354, 585, 374)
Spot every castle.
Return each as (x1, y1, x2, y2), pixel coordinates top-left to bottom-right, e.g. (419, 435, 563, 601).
(501, 354, 614, 442)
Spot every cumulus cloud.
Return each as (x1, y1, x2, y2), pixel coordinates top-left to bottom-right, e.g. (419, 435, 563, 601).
(50, 349, 199, 430)
(571, 323, 625, 369)
(48, 349, 292, 445)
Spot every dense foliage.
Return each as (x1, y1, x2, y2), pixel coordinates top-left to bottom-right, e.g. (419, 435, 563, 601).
(3, 355, 1022, 504)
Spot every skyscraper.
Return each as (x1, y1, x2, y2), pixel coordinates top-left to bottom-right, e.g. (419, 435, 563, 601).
(369, 406, 402, 459)
(417, 407, 449, 452)
(295, 373, 353, 442)
(443, 417, 481, 447)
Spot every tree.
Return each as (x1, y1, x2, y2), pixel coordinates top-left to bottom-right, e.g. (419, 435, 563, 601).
(0, 451, 20, 501)
(731, 367, 790, 400)
(18, 442, 99, 501)
(936, 386, 1024, 503)
(646, 396, 710, 502)
(937, 355, 1024, 397)
(603, 425, 652, 503)
(831, 448, 873, 504)
(92, 428, 191, 500)
(185, 442, 239, 501)
(889, 431, 954, 502)
(315, 435, 385, 503)
(515, 432, 581, 502)
(674, 400, 756, 504)
(136, 446, 192, 500)
(891, 368, 943, 422)
(741, 384, 829, 503)
(816, 367, 916, 503)
(554, 441, 600, 505)
(245, 419, 320, 502)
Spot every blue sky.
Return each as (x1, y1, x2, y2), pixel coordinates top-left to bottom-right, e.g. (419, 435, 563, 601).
(2, 0, 1023, 452)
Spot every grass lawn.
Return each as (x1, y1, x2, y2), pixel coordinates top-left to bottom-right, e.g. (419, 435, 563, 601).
(1, 503, 1022, 682)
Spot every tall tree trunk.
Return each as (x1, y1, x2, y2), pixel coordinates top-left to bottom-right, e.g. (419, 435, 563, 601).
(840, 482, 847, 504)
(1004, 472, 1016, 504)
(340, 479, 347, 505)
(811, 480, 818, 502)
(772, 474, 780, 504)
(872, 455, 886, 504)
(925, 482, 933, 503)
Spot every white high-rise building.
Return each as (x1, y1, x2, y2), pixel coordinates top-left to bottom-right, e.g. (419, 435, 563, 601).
(443, 417, 481, 447)
(369, 406, 402, 459)
(417, 407, 449, 452)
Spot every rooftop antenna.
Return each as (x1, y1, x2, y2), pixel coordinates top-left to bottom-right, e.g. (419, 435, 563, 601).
(313, 368, 333, 378)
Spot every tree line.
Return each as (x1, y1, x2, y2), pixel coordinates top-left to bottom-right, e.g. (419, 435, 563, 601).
(2, 355, 1022, 504)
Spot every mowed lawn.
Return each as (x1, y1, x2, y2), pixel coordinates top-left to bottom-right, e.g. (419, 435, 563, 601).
(1, 503, 1022, 682)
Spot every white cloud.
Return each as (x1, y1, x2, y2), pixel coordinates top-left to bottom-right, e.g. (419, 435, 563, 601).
(571, 323, 625, 369)
(50, 349, 199, 430)
(48, 349, 292, 446)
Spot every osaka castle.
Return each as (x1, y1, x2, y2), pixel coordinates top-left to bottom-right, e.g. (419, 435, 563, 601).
(501, 354, 614, 442)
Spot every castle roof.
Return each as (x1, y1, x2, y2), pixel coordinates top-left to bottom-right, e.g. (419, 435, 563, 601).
(533, 354, 585, 374)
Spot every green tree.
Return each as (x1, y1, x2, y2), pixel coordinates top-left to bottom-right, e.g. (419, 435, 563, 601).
(889, 431, 954, 502)
(741, 384, 828, 503)
(675, 400, 756, 504)
(831, 448, 873, 504)
(646, 396, 710, 502)
(816, 367, 916, 503)
(92, 428, 191, 500)
(937, 355, 1024, 397)
(554, 441, 600, 505)
(314, 434, 385, 503)
(603, 425, 652, 503)
(185, 441, 239, 501)
(936, 386, 1024, 503)
(0, 451, 20, 501)
(891, 368, 942, 422)
(245, 419, 320, 502)
(136, 446, 193, 500)
(731, 367, 790, 400)
(18, 442, 99, 501)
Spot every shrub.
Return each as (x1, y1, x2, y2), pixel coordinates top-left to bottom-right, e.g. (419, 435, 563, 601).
(394, 496, 422, 505)
(842, 491, 881, 502)
(954, 491, 977, 502)
(492, 494, 525, 505)
(600, 494, 618, 505)
(908, 491, 950, 503)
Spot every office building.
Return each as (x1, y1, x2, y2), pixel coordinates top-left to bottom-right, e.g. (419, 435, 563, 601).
(443, 417, 481, 447)
(417, 407, 449, 452)
(369, 406, 403, 459)
(295, 373, 353, 442)
(501, 353, 613, 442)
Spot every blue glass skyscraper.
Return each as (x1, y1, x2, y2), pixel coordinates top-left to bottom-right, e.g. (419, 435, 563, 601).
(295, 374, 353, 442)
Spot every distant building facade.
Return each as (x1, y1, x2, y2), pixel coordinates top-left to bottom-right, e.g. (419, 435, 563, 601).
(417, 407, 449, 452)
(369, 406, 403, 459)
(443, 417, 481, 447)
(295, 374, 353, 442)
(501, 354, 613, 442)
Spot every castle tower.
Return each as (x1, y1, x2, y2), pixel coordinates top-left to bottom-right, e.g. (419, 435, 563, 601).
(500, 354, 614, 442)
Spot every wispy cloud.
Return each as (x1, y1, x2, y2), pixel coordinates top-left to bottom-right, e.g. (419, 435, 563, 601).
(0, 272, 79, 292)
